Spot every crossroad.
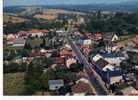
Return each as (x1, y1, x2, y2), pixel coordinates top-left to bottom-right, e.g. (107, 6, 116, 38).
(65, 32, 109, 95)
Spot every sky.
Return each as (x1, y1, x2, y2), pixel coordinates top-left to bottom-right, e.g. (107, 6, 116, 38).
(3, 0, 137, 6)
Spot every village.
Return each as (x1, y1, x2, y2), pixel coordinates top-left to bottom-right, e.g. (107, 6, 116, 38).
(3, 24, 138, 95)
(2, 0, 138, 95)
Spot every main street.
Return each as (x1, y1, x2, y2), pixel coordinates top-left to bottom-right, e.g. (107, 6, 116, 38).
(65, 32, 108, 95)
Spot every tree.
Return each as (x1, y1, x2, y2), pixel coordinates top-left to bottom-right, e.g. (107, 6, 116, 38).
(4, 61, 27, 73)
(58, 85, 71, 95)
(25, 57, 52, 94)
(25, 60, 43, 94)
(40, 37, 46, 48)
(4, 62, 19, 73)
(21, 49, 30, 57)
(69, 63, 83, 72)
(24, 43, 32, 50)
(40, 69, 55, 90)
(120, 60, 134, 73)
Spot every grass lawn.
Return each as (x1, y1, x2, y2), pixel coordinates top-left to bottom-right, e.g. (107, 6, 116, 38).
(3, 72, 26, 95)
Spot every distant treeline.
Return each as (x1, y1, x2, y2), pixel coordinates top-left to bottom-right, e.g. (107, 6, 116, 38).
(4, 6, 26, 14)
(3, 19, 65, 34)
(80, 12, 138, 35)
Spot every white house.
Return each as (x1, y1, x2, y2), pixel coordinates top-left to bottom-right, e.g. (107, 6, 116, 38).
(93, 52, 126, 66)
(66, 58, 77, 68)
(104, 32, 119, 42)
(83, 39, 92, 46)
(29, 29, 49, 37)
(94, 58, 123, 85)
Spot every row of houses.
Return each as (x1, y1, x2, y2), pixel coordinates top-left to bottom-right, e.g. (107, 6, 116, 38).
(5, 29, 50, 47)
(81, 32, 119, 41)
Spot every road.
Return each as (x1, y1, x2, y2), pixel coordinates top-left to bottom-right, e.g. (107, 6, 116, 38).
(65, 32, 108, 95)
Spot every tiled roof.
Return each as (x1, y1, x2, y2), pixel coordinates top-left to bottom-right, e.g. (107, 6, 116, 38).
(29, 29, 49, 33)
(18, 31, 28, 36)
(132, 35, 138, 45)
(71, 81, 93, 93)
(60, 48, 73, 57)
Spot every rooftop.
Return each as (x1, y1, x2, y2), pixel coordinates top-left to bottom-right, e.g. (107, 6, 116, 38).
(29, 29, 49, 33)
(71, 80, 93, 94)
(95, 58, 108, 69)
(48, 79, 64, 85)
(14, 38, 26, 44)
(132, 35, 138, 45)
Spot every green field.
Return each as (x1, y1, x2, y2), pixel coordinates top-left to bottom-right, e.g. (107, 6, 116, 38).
(3, 72, 26, 95)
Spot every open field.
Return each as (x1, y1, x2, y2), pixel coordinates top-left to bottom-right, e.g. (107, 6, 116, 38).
(3, 72, 26, 95)
(33, 14, 57, 20)
(3, 13, 30, 23)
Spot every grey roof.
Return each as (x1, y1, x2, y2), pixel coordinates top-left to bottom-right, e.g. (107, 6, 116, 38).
(100, 52, 124, 58)
(14, 38, 26, 44)
(95, 58, 108, 69)
(48, 79, 64, 85)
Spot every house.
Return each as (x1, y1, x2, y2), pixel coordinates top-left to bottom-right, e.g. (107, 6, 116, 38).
(93, 58, 123, 85)
(71, 78, 95, 95)
(6, 34, 16, 40)
(66, 58, 77, 68)
(29, 29, 49, 37)
(64, 44, 72, 51)
(79, 39, 92, 48)
(95, 58, 115, 71)
(48, 79, 64, 91)
(12, 38, 26, 47)
(83, 39, 92, 46)
(6, 34, 17, 45)
(100, 52, 126, 66)
(60, 47, 76, 58)
(104, 32, 119, 42)
(17, 31, 29, 38)
(103, 32, 119, 52)
(93, 52, 126, 66)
